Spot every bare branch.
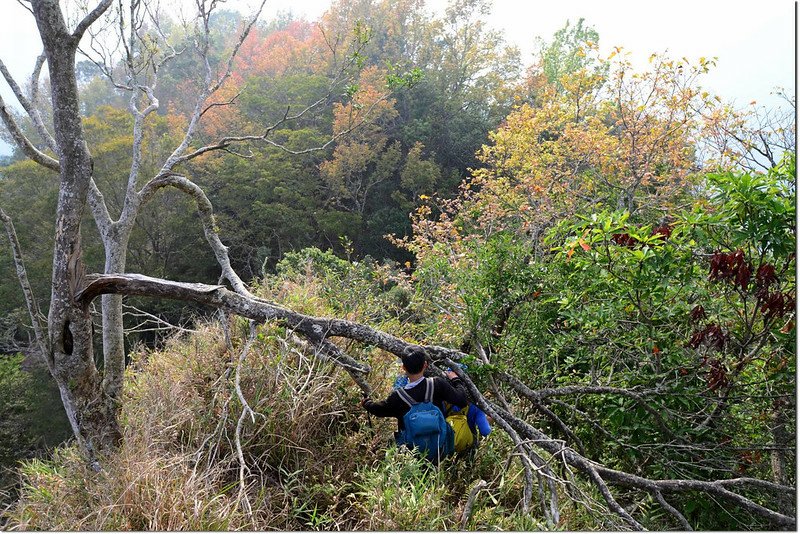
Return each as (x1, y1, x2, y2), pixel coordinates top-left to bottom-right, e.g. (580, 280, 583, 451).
(0, 207, 49, 364)
(29, 53, 46, 103)
(0, 55, 56, 152)
(207, 0, 267, 95)
(123, 85, 160, 205)
(460, 479, 488, 529)
(715, 477, 795, 494)
(88, 179, 113, 238)
(155, 93, 331, 169)
(263, 93, 394, 156)
(501, 374, 677, 440)
(14, 0, 33, 15)
(0, 94, 60, 171)
(137, 173, 250, 296)
(653, 489, 692, 530)
(72, 0, 114, 41)
(122, 303, 197, 336)
(77, 272, 414, 358)
(151, 0, 265, 178)
(289, 334, 372, 394)
(30, 56, 57, 152)
(233, 320, 259, 517)
(586, 465, 645, 530)
(77, 33, 132, 91)
(156, 87, 211, 173)
(474, 340, 514, 413)
(199, 90, 243, 119)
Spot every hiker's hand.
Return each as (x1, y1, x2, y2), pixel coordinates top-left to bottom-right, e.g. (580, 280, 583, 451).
(445, 370, 458, 379)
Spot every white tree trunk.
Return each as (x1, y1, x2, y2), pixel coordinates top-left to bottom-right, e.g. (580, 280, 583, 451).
(100, 232, 130, 403)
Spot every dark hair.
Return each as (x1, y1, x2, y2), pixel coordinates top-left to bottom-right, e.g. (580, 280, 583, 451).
(401, 349, 427, 375)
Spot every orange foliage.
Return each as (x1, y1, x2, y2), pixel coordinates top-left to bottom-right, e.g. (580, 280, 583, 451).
(192, 20, 334, 141)
(331, 66, 396, 136)
(200, 78, 246, 140)
(320, 67, 400, 214)
(235, 21, 324, 78)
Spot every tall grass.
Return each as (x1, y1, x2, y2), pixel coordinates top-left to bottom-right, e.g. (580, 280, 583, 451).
(2, 321, 374, 530)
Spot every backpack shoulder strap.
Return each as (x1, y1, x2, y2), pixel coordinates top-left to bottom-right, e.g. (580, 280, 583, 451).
(424, 377, 434, 403)
(396, 387, 417, 408)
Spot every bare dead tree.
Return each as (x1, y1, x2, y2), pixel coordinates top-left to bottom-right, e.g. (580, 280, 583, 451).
(0, 0, 388, 409)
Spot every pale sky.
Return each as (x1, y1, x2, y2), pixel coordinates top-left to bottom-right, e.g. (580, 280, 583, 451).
(0, 0, 795, 155)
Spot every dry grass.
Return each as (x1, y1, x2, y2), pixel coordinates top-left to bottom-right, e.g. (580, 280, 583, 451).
(3, 321, 384, 531)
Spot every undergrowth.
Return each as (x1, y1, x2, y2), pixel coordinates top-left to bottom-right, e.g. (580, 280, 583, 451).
(1, 249, 601, 531)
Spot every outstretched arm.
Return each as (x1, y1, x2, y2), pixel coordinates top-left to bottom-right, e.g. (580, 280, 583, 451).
(363, 391, 403, 418)
(470, 405, 492, 437)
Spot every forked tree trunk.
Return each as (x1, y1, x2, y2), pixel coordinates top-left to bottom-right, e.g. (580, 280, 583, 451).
(33, 0, 121, 463)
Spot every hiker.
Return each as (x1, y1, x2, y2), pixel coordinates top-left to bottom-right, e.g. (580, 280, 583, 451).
(391, 361, 491, 454)
(362, 348, 468, 463)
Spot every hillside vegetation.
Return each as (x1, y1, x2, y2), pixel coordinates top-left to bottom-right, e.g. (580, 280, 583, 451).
(3, 260, 595, 531)
(4, 152, 796, 529)
(0, 0, 794, 530)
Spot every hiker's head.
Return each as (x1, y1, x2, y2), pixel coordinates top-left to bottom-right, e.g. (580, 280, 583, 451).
(401, 349, 427, 376)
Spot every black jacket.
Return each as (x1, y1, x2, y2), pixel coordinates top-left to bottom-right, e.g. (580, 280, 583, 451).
(364, 376, 468, 430)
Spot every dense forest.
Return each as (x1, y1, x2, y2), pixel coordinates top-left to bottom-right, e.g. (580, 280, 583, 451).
(0, 0, 795, 530)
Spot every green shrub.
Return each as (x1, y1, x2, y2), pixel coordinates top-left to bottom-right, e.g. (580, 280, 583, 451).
(0, 354, 71, 497)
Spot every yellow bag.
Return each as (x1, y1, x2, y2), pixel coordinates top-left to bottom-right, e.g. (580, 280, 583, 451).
(446, 412, 474, 453)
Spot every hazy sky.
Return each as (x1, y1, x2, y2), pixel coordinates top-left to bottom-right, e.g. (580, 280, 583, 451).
(0, 0, 795, 155)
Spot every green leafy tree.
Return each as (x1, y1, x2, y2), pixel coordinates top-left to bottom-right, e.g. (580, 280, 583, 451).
(529, 18, 607, 98)
(405, 152, 795, 528)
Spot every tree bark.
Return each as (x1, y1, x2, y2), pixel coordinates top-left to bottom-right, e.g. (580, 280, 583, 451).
(32, 0, 121, 464)
(100, 231, 130, 403)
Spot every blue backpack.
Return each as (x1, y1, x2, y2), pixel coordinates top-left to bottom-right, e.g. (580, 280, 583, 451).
(396, 378, 455, 464)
